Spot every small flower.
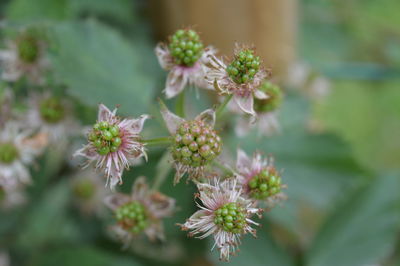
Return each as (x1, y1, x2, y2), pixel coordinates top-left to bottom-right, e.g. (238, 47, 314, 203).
(155, 28, 216, 98)
(179, 177, 261, 261)
(235, 149, 286, 209)
(104, 176, 175, 246)
(233, 81, 283, 137)
(26, 92, 79, 143)
(71, 167, 110, 216)
(0, 30, 49, 84)
(74, 104, 149, 189)
(204, 44, 269, 116)
(159, 101, 222, 184)
(0, 122, 46, 187)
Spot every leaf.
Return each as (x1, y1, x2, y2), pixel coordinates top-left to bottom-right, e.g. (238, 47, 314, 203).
(307, 174, 400, 266)
(6, 0, 70, 21)
(209, 229, 295, 266)
(30, 245, 141, 266)
(49, 20, 155, 115)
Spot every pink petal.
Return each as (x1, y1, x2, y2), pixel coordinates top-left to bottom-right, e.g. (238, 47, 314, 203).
(129, 115, 149, 134)
(159, 99, 185, 135)
(131, 176, 149, 200)
(155, 43, 173, 70)
(164, 67, 188, 99)
(98, 104, 114, 121)
(195, 109, 216, 127)
(234, 94, 256, 116)
(103, 194, 130, 210)
(236, 149, 251, 174)
(254, 89, 269, 100)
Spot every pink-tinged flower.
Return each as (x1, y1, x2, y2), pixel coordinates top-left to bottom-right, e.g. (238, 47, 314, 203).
(235, 149, 286, 209)
(155, 28, 216, 98)
(26, 92, 80, 143)
(104, 176, 175, 246)
(71, 167, 110, 216)
(0, 178, 26, 209)
(231, 81, 283, 137)
(204, 44, 269, 116)
(159, 101, 222, 185)
(0, 122, 47, 187)
(74, 104, 149, 190)
(179, 177, 262, 261)
(0, 31, 49, 84)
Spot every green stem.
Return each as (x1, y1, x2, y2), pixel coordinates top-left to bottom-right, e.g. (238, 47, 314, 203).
(176, 90, 186, 118)
(152, 152, 172, 191)
(143, 137, 172, 146)
(215, 94, 233, 119)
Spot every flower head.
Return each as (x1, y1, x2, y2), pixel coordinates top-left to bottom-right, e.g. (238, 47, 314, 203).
(74, 104, 148, 189)
(0, 30, 49, 84)
(179, 177, 261, 261)
(159, 101, 222, 184)
(236, 149, 286, 208)
(155, 28, 216, 98)
(26, 92, 79, 143)
(0, 122, 47, 187)
(204, 44, 269, 116)
(104, 177, 175, 245)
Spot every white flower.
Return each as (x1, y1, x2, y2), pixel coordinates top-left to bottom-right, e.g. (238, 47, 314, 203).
(159, 100, 222, 184)
(155, 29, 216, 99)
(235, 149, 286, 209)
(104, 176, 175, 246)
(0, 122, 47, 187)
(204, 44, 269, 116)
(25, 92, 80, 143)
(74, 104, 149, 189)
(179, 177, 261, 261)
(0, 33, 49, 84)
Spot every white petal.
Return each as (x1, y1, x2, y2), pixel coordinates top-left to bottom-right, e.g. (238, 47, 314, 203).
(155, 43, 173, 70)
(234, 94, 256, 116)
(254, 89, 269, 100)
(236, 149, 251, 174)
(103, 194, 129, 210)
(98, 104, 114, 121)
(159, 99, 185, 135)
(164, 67, 188, 99)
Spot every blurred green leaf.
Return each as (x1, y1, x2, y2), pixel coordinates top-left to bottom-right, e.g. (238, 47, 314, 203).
(307, 174, 400, 266)
(49, 20, 154, 115)
(314, 81, 400, 171)
(31, 245, 141, 266)
(6, 0, 70, 21)
(209, 229, 294, 266)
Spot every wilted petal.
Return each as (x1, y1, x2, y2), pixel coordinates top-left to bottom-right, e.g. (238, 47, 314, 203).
(159, 99, 185, 134)
(254, 89, 269, 100)
(234, 94, 256, 116)
(165, 68, 188, 99)
(236, 149, 251, 174)
(98, 104, 115, 121)
(155, 43, 173, 70)
(129, 115, 150, 134)
(131, 176, 149, 200)
(104, 193, 130, 210)
(195, 109, 216, 127)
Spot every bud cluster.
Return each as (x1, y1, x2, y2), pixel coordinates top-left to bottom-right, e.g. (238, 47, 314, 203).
(88, 121, 122, 156)
(254, 81, 283, 113)
(169, 29, 204, 67)
(214, 202, 247, 234)
(248, 167, 282, 200)
(0, 142, 19, 164)
(227, 49, 261, 84)
(172, 120, 222, 168)
(115, 201, 149, 234)
(17, 35, 39, 63)
(39, 97, 65, 124)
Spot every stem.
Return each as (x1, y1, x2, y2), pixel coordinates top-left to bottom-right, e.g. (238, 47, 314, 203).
(176, 90, 185, 118)
(215, 94, 233, 119)
(152, 152, 172, 191)
(143, 137, 172, 146)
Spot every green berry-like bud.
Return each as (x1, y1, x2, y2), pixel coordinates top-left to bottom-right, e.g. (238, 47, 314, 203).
(115, 201, 149, 234)
(98, 146, 110, 155)
(99, 121, 109, 129)
(214, 202, 247, 233)
(0, 142, 19, 164)
(109, 125, 120, 137)
(17, 34, 39, 63)
(89, 121, 123, 156)
(227, 48, 261, 84)
(112, 137, 122, 147)
(39, 97, 65, 124)
(247, 166, 282, 200)
(102, 130, 113, 141)
(254, 81, 283, 113)
(171, 120, 222, 168)
(168, 29, 204, 67)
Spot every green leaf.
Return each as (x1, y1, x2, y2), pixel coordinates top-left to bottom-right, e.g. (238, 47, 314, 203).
(6, 0, 70, 21)
(31, 245, 141, 266)
(49, 20, 154, 115)
(209, 229, 295, 266)
(307, 174, 400, 266)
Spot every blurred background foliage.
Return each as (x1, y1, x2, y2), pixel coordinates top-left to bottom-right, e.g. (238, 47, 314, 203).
(0, 0, 399, 266)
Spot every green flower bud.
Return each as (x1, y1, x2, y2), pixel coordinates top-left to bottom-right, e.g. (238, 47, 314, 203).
(115, 201, 149, 234)
(214, 202, 247, 233)
(0, 142, 19, 164)
(168, 29, 204, 67)
(254, 81, 283, 113)
(227, 48, 261, 84)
